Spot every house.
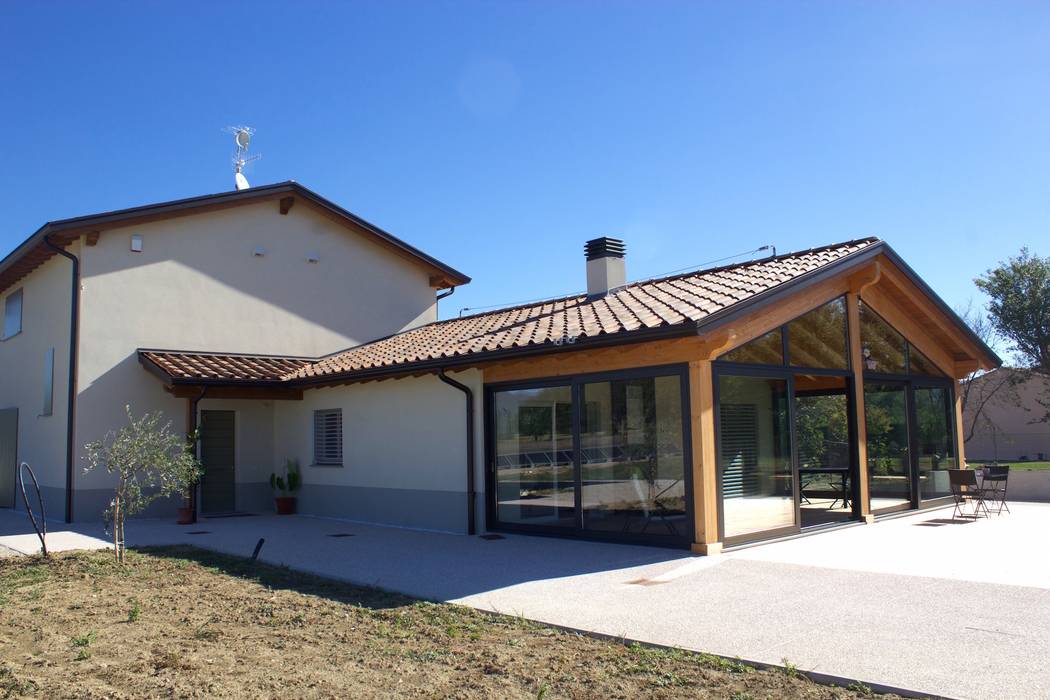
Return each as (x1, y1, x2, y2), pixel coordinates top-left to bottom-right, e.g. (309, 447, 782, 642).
(0, 182, 1000, 552)
(963, 368, 1050, 463)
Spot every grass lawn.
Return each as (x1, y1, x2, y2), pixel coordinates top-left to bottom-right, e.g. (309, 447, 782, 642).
(977, 461, 1050, 471)
(0, 547, 897, 699)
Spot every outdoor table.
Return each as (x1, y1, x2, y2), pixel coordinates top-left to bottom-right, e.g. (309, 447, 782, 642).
(798, 467, 851, 509)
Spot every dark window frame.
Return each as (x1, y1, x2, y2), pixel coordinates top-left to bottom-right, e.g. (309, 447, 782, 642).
(484, 363, 694, 549)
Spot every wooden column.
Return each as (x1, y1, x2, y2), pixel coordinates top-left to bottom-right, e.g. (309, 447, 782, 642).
(689, 359, 722, 555)
(846, 292, 874, 523)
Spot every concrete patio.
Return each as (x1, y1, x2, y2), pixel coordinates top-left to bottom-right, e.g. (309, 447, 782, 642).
(2, 503, 1048, 700)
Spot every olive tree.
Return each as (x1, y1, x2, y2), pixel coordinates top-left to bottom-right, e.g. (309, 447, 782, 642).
(84, 407, 202, 563)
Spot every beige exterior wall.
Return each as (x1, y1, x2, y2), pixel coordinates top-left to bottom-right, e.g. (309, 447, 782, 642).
(964, 369, 1050, 462)
(36, 199, 443, 519)
(0, 248, 78, 510)
(272, 369, 484, 532)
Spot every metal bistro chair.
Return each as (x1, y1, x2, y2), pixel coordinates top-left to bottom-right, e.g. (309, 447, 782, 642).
(980, 465, 1011, 515)
(949, 469, 990, 521)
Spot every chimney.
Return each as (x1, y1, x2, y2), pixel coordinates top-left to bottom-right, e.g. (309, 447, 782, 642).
(585, 237, 626, 297)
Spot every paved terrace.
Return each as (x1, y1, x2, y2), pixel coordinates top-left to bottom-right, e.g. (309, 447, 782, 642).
(2, 503, 1048, 700)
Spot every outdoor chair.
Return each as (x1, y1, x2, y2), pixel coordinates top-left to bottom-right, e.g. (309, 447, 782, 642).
(948, 469, 990, 521)
(980, 465, 1010, 515)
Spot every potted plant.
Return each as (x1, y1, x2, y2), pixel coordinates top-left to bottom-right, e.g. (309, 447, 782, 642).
(270, 459, 301, 515)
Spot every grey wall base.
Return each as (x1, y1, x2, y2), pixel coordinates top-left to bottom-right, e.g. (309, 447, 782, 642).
(297, 483, 468, 533)
(233, 482, 273, 515)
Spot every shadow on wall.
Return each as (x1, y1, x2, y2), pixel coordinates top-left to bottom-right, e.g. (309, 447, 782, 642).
(73, 352, 188, 523)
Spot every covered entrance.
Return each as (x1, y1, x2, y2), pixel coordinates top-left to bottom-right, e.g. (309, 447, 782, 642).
(199, 410, 236, 515)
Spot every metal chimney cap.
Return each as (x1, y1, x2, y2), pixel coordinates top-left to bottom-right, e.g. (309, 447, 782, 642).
(584, 237, 626, 261)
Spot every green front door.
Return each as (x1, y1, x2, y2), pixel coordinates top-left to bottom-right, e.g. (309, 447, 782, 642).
(200, 410, 235, 514)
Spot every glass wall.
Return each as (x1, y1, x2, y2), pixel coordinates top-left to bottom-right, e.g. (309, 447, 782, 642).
(493, 386, 576, 527)
(864, 383, 912, 510)
(718, 375, 795, 539)
(795, 375, 852, 527)
(580, 376, 687, 537)
(914, 386, 954, 499)
(489, 369, 690, 545)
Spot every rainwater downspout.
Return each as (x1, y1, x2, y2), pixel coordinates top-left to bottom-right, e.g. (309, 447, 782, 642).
(187, 386, 208, 524)
(43, 236, 79, 524)
(437, 369, 476, 535)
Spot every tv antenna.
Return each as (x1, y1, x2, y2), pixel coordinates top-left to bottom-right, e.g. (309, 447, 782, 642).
(224, 126, 261, 190)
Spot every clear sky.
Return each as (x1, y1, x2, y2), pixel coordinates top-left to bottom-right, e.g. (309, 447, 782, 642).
(1, 1, 1047, 323)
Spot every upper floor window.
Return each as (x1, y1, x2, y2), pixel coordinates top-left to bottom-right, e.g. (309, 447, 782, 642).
(313, 409, 343, 466)
(3, 289, 22, 339)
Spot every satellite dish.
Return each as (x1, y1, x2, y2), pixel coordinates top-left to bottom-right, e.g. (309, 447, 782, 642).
(235, 128, 251, 150)
(235, 171, 250, 191)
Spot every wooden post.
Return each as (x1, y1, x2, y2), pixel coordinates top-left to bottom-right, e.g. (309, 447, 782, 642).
(689, 359, 722, 555)
(846, 292, 874, 523)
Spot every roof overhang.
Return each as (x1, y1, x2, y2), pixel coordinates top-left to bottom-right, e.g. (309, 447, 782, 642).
(0, 181, 470, 296)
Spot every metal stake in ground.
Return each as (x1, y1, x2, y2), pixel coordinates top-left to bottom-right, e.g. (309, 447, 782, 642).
(17, 462, 47, 558)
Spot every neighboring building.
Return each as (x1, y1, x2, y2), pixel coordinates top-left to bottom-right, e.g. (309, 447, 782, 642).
(0, 182, 999, 552)
(963, 368, 1050, 463)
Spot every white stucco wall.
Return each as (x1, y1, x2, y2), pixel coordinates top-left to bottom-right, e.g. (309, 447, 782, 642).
(272, 369, 484, 532)
(46, 198, 445, 519)
(0, 248, 77, 511)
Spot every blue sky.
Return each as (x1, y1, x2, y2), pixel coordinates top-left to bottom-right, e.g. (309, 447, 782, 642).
(1, 1, 1047, 325)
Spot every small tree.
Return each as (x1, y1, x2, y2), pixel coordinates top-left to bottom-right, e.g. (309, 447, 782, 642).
(84, 406, 202, 563)
(975, 247, 1050, 373)
(955, 300, 1024, 442)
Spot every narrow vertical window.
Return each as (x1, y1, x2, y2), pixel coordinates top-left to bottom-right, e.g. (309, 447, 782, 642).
(3, 289, 23, 339)
(42, 347, 54, 417)
(313, 409, 343, 466)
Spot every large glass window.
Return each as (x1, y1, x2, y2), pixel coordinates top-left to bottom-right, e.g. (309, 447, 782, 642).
(914, 386, 954, 499)
(864, 383, 911, 510)
(718, 375, 795, 539)
(795, 375, 852, 527)
(490, 370, 690, 543)
(493, 386, 576, 528)
(859, 301, 946, 378)
(580, 376, 687, 537)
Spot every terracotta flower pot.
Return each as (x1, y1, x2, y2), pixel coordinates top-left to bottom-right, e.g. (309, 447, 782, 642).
(176, 506, 194, 525)
(274, 496, 297, 515)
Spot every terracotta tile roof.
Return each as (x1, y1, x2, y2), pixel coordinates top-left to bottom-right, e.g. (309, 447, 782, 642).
(139, 238, 880, 385)
(140, 351, 312, 383)
(294, 237, 878, 380)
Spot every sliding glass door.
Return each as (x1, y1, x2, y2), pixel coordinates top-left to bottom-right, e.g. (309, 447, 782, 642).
(488, 367, 691, 546)
(492, 385, 576, 527)
(580, 375, 688, 538)
(717, 374, 796, 541)
(864, 382, 912, 512)
(864, 379, 957, 513)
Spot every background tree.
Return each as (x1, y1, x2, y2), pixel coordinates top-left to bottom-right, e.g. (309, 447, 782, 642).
(975, 247, 1050, 373)
(956, 299, 1023, 442)
(84, 407, 202, 563)
(976, 248, 1050, 425)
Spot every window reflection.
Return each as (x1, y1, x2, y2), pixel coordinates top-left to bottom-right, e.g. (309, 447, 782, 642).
(722, 330, 783, 365)
(859, 303, 907, 374)
(718, 375, 795, 538)
(788, 298, 848, 369)
(493, 386, 576, 527)
(580, 376, 686, 536)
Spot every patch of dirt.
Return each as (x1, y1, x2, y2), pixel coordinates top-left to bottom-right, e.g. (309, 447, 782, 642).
(0, 547, 894, 699)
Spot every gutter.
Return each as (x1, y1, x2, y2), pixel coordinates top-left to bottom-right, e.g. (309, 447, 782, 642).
(187, 387, 208, 524)
(43, 236, 79, 524)
(437, 369, 476, 536)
